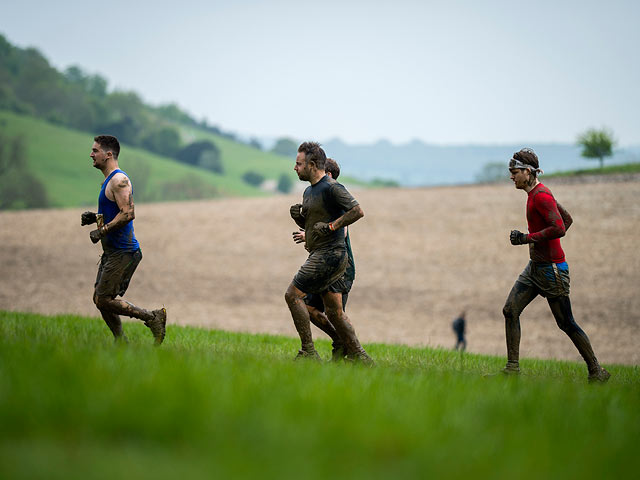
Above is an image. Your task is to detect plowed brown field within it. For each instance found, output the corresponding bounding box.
[1,179,638,365]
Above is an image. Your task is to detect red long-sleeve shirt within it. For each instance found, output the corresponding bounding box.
[526,183,566,263]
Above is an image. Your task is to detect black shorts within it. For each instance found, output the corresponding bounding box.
[304,291,350,312]
[95,248,142,298]
[293,247,348,295]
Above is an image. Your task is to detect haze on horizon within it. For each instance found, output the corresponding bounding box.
[2,0,639,146]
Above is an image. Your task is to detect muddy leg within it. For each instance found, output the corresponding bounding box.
[547,296,600,374]
[95,294,154,322]
[322,291,373,365]
[99,310,126,340]
[308,306,342,342]
[285,284,318,356]
[502,281,538,370]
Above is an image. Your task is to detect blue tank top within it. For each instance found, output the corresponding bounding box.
[98,169,140,252]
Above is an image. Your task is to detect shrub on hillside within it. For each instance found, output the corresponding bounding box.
[0,133,48,209]
[176,140,223,174]
[276,173,293,193]
[242,171,264,187]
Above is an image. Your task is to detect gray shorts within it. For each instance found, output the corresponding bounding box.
[95,248,142,298]
[293,247,348,295]
[517,260,570,298]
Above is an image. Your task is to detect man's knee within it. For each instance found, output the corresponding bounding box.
[284,284,304,306]
[502,303,514,320]
[554,312,578,334]
[94,294,113,311]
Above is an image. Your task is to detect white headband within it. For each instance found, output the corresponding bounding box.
[509,158,544,175]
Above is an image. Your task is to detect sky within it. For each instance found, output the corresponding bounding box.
[2,0,639,146]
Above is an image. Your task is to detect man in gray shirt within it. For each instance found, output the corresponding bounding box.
[286,142,373,364]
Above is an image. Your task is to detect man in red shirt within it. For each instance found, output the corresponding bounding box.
[503,148,610,382]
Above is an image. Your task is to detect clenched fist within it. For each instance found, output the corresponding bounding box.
[81,211,97,226]
[510,230,528,245]
[313,222,333,237]
[89,228,104,244]
[290,204,304,220]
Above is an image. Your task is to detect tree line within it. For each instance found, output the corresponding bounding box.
[0,34,256,175]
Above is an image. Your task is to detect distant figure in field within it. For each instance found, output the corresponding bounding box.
[286,142,372,364]
[81,135,166,344]
[292,158,356,360]
[502,148,609,382]
[452,311,466,351]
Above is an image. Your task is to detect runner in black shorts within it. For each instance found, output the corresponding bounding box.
[292,158,356,360]
[285,142,373,364]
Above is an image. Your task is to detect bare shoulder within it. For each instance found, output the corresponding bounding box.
[107,172,131,193]
[105,172,132,201]
[113,172,131,187]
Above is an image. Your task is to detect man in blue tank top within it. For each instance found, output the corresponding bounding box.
[81,135,166,344]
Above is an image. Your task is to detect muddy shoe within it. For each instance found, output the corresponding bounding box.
[502,363,521,375]
[331,343,346,362]
[345,350,375,366]
[294,349,321,362]
[588,367,611,383]
[145,308,167,345]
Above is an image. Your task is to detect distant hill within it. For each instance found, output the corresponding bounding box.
[0,33,374,210]
[0,32,309,206]
[0,110,276,208]
[323,138,640,187]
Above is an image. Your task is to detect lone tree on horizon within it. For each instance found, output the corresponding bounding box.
[577,128,616,169]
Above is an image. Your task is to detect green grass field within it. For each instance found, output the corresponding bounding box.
[1,310,638,480]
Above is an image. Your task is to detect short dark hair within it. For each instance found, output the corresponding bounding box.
[512,147,539,174]
[94,135,120,159]
[298,141,326,170]
[325,158,340,180]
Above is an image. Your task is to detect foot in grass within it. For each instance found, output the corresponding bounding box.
[331,343,346,362]
[345,349,375,367]
[145,308,167,345]
[588,367,611,383]
[502,362,521,375]
[294,349,322,362]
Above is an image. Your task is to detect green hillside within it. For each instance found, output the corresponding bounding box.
[0,33,372,210]
[0,110,298,208]
[179,124,297,181]
[174,123,369,188]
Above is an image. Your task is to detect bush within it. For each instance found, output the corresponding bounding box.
[142,127,181,158]
[176,140,223,174]
[276,173,293,193]
[242,171,265,187]
[0,133,48,209]
[270,138,298,157]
